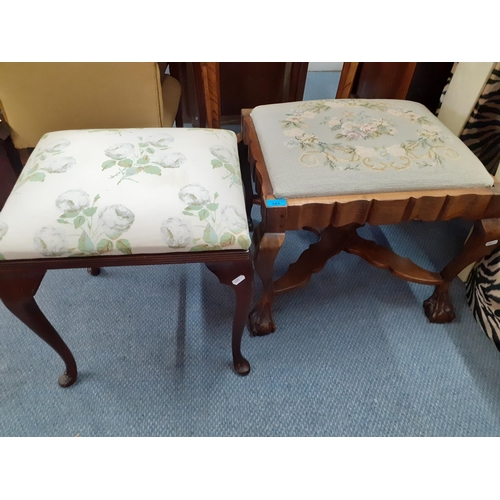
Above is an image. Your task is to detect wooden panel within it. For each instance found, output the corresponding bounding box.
[335,62,359,98]
[355,62,417,99]
[194,62,221,128]
[220,63,308,120]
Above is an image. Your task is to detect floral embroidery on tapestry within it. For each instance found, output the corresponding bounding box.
[279,100,460,171]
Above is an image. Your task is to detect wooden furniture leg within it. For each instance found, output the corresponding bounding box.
[0,270,78,387]
[238,141,255,231]
[249,223,286,336]
[424,218,500,323]
[205,259,253,375]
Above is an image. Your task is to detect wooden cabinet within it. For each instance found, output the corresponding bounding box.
[219,63,308,123]
[171,62,308,127]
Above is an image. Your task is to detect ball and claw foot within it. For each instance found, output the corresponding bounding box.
[249,303,276,336]
[234,358,251,376]
[423,287,456,323]
[87,267,101,276]
[58,371,77,388]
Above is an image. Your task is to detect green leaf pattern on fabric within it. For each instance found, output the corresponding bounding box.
[162,183,249,252]
[102,133,187,184]
[280,99,460,172]
[14,139,74,192]
[30,189,136,257]
[209,145,242,188]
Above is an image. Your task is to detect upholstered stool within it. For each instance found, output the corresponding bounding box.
[242,99,500,335]
[0,128,253,386]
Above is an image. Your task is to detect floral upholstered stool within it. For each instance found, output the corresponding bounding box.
[242,99,500,335]
[0,128,253,386]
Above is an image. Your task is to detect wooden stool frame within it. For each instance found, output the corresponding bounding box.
[0,115,255,387]
[0,233,253,387]
[241,109,500,335]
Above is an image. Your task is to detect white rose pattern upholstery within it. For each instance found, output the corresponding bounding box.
[0,128,251,260]
[0,127,253,386]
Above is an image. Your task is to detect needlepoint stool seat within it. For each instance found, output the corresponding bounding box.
[242,99,500,335]
[0,127,253,386]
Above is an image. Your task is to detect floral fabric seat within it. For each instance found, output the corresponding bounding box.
[0,127,254,385]
[0,128,251,260]
[250,99,494,198]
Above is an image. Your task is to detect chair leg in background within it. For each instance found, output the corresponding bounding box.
[205,258,253,375]
[0,137,20,211]
[249,224,286,336]
[238,141,255,231]
[424,218,500,323]
[0,270,78,387]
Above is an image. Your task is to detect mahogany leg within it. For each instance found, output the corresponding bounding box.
[0,270,77,387]
[205,258,254,375]
[249,223,286,336]
[424,218,500,323]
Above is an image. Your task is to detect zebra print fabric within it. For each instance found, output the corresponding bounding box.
[460,66,500,174]
[435,62,458,116]
[462,63,500,348]
[466,249,500,349]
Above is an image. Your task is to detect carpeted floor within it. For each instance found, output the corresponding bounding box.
[2,212,500,436]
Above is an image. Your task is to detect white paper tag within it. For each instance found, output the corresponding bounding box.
[232,275,245,285]
[486,240,498,247]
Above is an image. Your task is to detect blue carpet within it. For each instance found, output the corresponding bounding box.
[2,212,500,436]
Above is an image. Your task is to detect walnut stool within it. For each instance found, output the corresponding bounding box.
[242,99,500,335]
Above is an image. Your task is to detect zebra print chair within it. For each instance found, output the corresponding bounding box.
[438,62,500,348]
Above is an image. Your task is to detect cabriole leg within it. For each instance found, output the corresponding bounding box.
[248,223,286,336]
[0,270,77,387]
[424,218,500,323]
[206,258,254,375]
